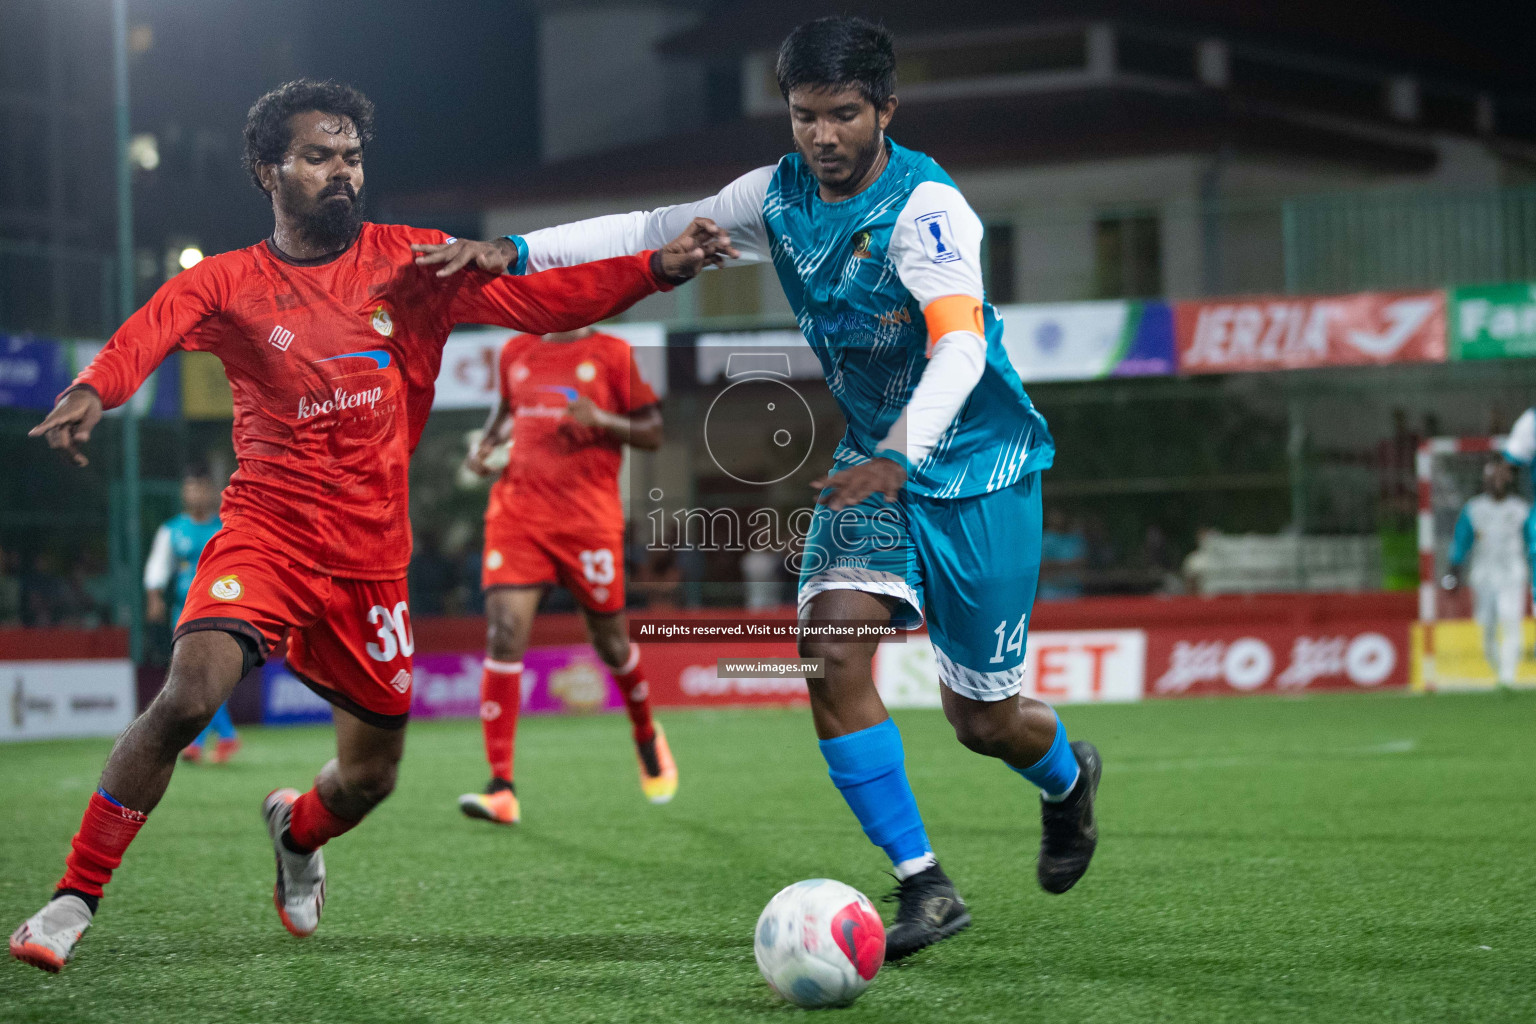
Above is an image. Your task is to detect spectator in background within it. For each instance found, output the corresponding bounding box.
[1182,527,1222,596]
[56,554,109,628]
[1039,508,1087,601]
[408,528,456,616]
[458,529,486,616]
[0,546,22,626]
[741,546,787,610]
[1133,524,1182,595]
[1376,408,1420,529]
[1081,515,1118,595]
[21,553,63,626]
[632,548,683,610]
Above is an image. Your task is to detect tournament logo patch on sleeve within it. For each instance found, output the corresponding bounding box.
[915,211,962,265]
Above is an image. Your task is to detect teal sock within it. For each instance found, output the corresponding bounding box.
[819,719,933,868]
[1011,717,1079,799]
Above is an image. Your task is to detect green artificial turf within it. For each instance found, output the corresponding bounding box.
[2,691,1533,1023]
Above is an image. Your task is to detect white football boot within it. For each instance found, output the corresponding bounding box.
[262,788,326,937]
[9,894,94,973]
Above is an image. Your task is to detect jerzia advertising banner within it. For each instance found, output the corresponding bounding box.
[1175,291,1446,373]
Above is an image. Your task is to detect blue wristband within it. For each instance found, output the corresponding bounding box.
[502,235,529,275]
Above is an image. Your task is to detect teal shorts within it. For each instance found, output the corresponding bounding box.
[796,471,1042,701]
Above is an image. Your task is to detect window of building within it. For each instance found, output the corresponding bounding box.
[1094,215,1161,299]
[898,31,1086,85]
[704,64,742,124]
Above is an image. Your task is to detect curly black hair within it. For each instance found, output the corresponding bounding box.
[242,79,376,195]
[775,17,896,108]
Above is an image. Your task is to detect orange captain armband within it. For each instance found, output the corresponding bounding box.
[921,295,984,355]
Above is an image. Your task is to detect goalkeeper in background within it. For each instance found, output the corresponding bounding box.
[1444,457,1530,684]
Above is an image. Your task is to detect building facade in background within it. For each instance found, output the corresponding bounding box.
[434,1,1536,326]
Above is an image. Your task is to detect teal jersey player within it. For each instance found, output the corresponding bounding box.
[763,140,1054,501]
[145,479,238,762]
[501,143,1059,686]
[144,511,223,624]
[1500,405,1536,583]
[415,15,1100,964]
[508,140,1053,504]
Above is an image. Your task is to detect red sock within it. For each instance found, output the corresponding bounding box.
[610,644,656,744]
[481,659,522,782]
[57,790,148,899]
[287,788,360,853]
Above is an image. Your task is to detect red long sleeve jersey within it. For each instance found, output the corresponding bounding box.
[73,223,667,579]
[486,331,659,531]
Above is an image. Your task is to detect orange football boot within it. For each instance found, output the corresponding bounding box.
[636,724,677,804]
[458,787,521,825]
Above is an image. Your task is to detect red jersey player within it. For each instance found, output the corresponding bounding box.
[9,79,728,974]
[457,327,669,825]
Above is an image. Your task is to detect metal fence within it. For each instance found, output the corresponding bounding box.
[1283,185,1536,295]
[0,240,116,339]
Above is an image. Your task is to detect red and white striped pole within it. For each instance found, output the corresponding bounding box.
[1417,440,1441,689]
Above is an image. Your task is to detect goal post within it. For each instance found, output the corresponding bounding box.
[1416,435,1536,690]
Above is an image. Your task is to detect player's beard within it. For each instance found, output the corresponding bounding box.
[805,129,884,194]
[284,177,366,251]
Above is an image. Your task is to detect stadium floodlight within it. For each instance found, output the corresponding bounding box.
[178,246,204,270]
[128,133,159,171]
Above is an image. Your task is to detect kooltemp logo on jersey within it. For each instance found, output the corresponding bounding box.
[516,385,579,420]
[296,349,393,419]
[297,386,385,420]
[915,211,961,264]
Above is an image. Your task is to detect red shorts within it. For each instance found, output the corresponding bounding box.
[482,517,625,614]
[175,529,414,728]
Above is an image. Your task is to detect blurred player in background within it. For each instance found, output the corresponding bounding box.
[457,326,674,824]
[10,79,722,974]
[1444,458,1530,683]
[417,17,1099,961]
[143,465,238,763]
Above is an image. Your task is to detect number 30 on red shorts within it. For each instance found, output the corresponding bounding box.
[175,529,417,728]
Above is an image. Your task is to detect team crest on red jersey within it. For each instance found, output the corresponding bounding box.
[210,575,242,601]
[576,360,597,382]
[371,304,394,337]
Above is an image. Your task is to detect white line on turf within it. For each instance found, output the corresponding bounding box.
[1108,739,1417,773]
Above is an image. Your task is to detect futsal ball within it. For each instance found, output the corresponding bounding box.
[753,879,885,1008]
